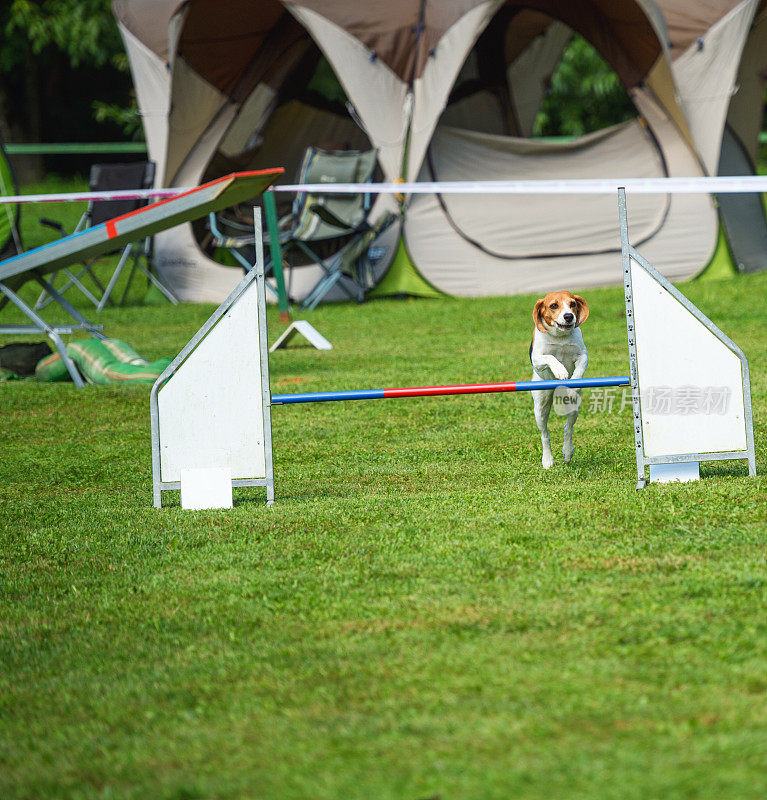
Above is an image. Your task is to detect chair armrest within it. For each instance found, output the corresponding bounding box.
[39,218,67,236]
[307,203,363,232]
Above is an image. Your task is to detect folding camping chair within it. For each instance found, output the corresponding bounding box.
[208,146,379,310]
[35,162,177,312]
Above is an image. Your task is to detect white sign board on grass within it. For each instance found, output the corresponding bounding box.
[150,210,274,508]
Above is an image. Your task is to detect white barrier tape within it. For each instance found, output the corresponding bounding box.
[1,175,767,204]
[275,176,767,195]
[0,188,188,205]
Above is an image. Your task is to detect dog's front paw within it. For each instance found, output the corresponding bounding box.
[551,362,570,381]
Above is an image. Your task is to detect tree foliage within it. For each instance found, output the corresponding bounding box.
[0,0,139,177]
[3,0,124,68]
[533,36,637,137]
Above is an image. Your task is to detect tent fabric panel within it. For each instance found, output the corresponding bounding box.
[655,0,745,56]
[112,0,181,59]
[218,85,279,160]
[287,5,409,182]
[425,122,669,257]
[503,9,558,64]
[289,0,492,81]
[171,103,239,189]
[405,90,717,296]
[439,91,507,136]
[404,188,715,297]
[177,0,298,99]
[117,23,171,181]
[409,2,500,180]
[290,0,422,80]
[498,0,663,89]
[233,100,371,183]
[507,20,572,137]
[641,56,696,153]
[165,58,232,185]
[671,0,759,174]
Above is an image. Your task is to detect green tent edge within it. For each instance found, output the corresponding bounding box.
[368,236,444,299]
[696,223,737,281]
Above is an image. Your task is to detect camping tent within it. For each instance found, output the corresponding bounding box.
[112,0,767,303]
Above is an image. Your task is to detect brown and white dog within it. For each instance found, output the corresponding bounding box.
[530,291,589,469]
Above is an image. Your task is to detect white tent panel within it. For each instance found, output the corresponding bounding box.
[219,85,278,159]
[154,225,244,303]
[405,114,717,296]
[288,4,410,182]
[409,1,501,181]
[171,104,238,189]
[165,58,232,185]
[117,24,171,179]
[439,90,506,136]
[671,0,758,174]
[508,21,571,137]
[427,123,668,255]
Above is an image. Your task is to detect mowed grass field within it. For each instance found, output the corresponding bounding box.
[0,180,765,799]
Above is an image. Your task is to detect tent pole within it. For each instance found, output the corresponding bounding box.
[263,190,290,322]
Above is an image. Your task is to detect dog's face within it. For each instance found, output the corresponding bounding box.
[534,291,589,335]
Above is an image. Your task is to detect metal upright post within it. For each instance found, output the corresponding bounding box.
[263,189,290,322]
[618,188,648,489]
[253,207,275,506]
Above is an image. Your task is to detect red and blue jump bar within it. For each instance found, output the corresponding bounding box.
[271,375,630,405]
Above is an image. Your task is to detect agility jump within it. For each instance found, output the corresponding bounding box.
[270,375,629,405]
[150,189,756,508]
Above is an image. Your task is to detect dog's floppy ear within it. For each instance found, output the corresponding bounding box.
[533,299,548,332]
[573,295,589,326]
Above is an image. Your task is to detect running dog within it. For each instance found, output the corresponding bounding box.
[530,291,589,468]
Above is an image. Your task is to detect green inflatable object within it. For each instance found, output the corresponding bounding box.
[35,338,171,385]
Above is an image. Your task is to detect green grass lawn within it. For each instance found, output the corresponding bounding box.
[0,179,765,799]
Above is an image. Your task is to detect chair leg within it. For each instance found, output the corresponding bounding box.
[35,266,104,310]
[33,271,58,310]
[37,277,106,340]
[80,263,108,298]
[136,261,179,305]
[61,268,101,307]
[302,271,361,311]
[120,259,139,306]
[97,246,132,312]
[294,241,363,309]
[302,271,344,311]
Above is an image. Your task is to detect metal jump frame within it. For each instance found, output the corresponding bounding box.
[618,187,756,488]
[150,209,275,508]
